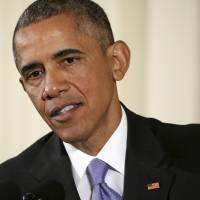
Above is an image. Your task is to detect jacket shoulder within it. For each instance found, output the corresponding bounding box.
[157,122,200,171]
[0,132,54,181]
[124,105,200,172]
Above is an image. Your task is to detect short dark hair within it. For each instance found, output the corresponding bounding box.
[13,0,114,60]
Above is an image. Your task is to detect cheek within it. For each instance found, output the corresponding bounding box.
[26,85,41,98]
[92,67,114,92]
[23,78,44,97]
[80,69,114,105]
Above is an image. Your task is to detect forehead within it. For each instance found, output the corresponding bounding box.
[15,14,80,48]
[14,14,102,67]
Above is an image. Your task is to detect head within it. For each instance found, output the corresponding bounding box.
[13,0,130,153]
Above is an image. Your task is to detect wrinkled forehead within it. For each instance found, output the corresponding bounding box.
[14,13,98,60]
[14,14,81,62]
[14,14,104,70]
[15,14,79,42]
[14,15,77,65]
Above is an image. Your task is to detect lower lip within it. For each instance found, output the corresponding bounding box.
[51,105,81,123]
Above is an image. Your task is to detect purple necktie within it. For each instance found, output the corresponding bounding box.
[87,158,123,200]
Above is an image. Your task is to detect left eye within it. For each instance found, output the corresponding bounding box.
[63,57,76,64]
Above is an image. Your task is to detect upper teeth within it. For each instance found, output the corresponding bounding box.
[60,105,75,113]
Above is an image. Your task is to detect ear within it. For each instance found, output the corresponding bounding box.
[19,77,26,92]
[107,40,130,81]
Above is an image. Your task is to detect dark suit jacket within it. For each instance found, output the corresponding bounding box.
[0,106,200,199]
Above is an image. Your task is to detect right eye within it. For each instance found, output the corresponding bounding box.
[26,70,43,80]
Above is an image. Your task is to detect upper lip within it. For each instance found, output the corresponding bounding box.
[48,101,83,118]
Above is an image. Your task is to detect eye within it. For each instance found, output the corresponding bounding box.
[63,57,79,65]
[26,70,43,80]
[64,57,74,63]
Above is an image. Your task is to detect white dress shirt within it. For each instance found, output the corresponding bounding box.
[63,107,128,200]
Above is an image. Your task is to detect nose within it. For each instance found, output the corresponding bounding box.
[42,69,70,100]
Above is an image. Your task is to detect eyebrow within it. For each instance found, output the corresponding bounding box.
[19,49,83,76]
[20,63,41,77]
[53,48,84,59]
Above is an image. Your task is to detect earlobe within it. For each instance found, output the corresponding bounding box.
[108,40,131,81]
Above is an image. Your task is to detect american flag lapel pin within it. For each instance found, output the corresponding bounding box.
[147,182,160,191]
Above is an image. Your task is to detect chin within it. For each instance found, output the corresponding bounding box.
[55,129,89,144]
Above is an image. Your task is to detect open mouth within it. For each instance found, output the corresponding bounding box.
[50,102,83,121]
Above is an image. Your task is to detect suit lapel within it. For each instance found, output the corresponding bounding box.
[123,108,175,200]
[123,152,174,200]
[26,134,80,200]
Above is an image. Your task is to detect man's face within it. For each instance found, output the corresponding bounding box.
[14,14,123,149]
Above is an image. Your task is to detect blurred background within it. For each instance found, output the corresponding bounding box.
[0,0,200,163]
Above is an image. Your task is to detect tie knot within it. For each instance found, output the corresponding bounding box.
[87,158,109,186]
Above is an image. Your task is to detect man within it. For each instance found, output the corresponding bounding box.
[0,0,200,199]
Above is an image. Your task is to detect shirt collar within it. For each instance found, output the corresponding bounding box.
[63,106,127,183]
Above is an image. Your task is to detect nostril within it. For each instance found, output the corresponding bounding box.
[42,90,53,100]
[46,95,53,100]
[42,89,52,100]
